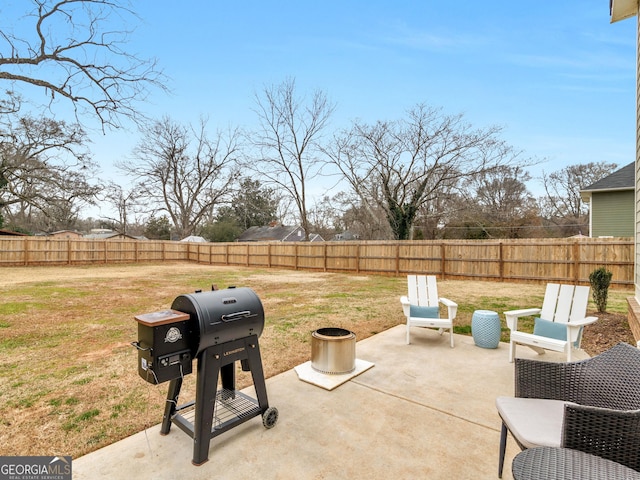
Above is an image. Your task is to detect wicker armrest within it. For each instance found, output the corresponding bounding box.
[514,357,588,401]
[562,404,640,471]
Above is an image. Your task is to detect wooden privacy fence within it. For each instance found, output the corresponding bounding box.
[0,236,633,287]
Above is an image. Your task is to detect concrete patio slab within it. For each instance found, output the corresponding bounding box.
[73,325,588,480]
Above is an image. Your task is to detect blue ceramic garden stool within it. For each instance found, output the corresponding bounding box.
[471,310,501,349]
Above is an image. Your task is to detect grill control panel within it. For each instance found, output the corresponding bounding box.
[134,310,194,384]
[159,350,191,368]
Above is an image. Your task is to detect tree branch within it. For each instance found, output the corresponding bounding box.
[0,0,167,129]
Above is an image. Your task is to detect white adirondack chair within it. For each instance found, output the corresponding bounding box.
[505,283,598,362]
[400,275,457,347]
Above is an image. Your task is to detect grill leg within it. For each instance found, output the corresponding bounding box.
[192,349,221,466]
[246,338,269,411]
[189,337,271,466]
[160,377,182,435]
[220,361,235,391]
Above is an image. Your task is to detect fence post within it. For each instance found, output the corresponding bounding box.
[499,241,504,282]
[68,239,72,265]
[573,241,580,284]
[395,243,400,275]
[24,238,29,266]
[324,243,327,272]
[440,243,446,279]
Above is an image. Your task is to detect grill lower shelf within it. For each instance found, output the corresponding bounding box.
[171,389,262,438]
[213,389,262,429]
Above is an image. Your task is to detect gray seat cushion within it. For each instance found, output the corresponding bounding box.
[496,397,577,449]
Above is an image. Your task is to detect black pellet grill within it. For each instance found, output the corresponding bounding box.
[133,286,278,465]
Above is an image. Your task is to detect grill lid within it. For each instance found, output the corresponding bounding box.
[171,287,265,354]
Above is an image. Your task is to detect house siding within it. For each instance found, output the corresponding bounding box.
[613,1,640,343]
[591,191,635,237]
[636,9,640,299]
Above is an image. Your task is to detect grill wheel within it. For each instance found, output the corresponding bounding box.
[262,407,279,429]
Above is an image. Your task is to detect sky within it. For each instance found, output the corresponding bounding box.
[2,0,638,219]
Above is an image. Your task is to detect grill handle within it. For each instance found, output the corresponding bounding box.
[220,310,255,323]
[131,341,151,352]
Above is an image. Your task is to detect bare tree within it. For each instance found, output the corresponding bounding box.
[332,191,392,240]
[325,103,530,240]
[118,116,241,238]
[412,188,458,240]
[0,0,166,128]
[0,111,99,231]
[100,181,142,234]
[307,195,341,240]
[251,78,335,240]
[540,161,617,236]
[0,90,20,116]
[446,166,541,238]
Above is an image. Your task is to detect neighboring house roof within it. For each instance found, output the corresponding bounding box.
[333,230,361,241]
[580,162,634,204]
[0,229,27,236]
[50,230,83,238]
[579,162,635,238]
[581,162,634,193]
[237,224,302,242]
[83,232,140,240]
[237,224,324,242]
[180,235,207,242]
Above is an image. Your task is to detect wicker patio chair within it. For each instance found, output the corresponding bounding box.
[496,342,640,478]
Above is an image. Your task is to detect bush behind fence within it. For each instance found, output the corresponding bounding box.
[0,236,632,288]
